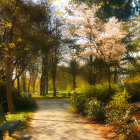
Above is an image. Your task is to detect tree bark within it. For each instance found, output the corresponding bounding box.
[22,72,26,94]
[73,74,76,91]
[88,55,96,85]
[6,58,14,113]
[32,79,36,94]
[45,77,48,95]
[17,75,20,94]
[5,0,20,113]
[107,67,111,94]
[40,75,43,96]
[42,77,45,96]
[28,76,31,94]
[53,74,56,97]
[113,67,118,84]
[99,67,102,83]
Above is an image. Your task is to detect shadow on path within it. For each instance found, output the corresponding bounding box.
[15,99,106,140]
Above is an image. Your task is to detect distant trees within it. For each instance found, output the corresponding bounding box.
[27,55,39,95]
[63,58,79,91]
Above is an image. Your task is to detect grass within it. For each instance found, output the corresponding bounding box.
[6,108,36,128]
[32,92,72,100]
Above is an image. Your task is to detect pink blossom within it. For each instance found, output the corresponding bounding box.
[66,5,127,64]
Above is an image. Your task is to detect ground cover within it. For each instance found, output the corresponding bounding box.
[32,92,71,100]
[6,108,36,129]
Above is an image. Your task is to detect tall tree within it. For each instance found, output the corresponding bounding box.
[67,4,127,92]
[0,0,49,112]
[63,58,79,91]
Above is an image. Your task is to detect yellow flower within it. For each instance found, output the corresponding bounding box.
[17,37,22,42]
[9,43,15,48]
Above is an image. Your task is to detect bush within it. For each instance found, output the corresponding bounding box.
[14,96,37,110]
[76,83,118,104]
[12,88,37,110]
[106,89,138,140]
[0,83,37,111]
[0,82,6,101]
[124,75,140,102]
[71,92,86,114]
[96,83,118,103]
[85,99,106,122]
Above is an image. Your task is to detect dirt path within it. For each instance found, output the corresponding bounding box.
[16,99,107,140]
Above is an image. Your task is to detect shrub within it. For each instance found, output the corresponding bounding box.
[76,83,118,104]
[14,96,37,110]
[71,92,86,114]
[0,83,37,111]
[106,89,138,140]
[12,88,37,110]
[85,99,106,122]
[124,75,140,102]
[96,83,118,103]
[0,82,6,101]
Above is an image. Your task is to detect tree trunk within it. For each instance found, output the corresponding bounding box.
[107,67,111,94]
[33,79,36,94]
[17,75,20,94]
[73,74,76,91]
[88,66,95,85]
[5,0,19,113]
[28,76,31,94]
[99,67,102,83]
[113,67,118,84]
[88,55,96,85]
[42,77,45,96]
[6,58,14,113]
[53,74,56,97]
[45,77,48,95]
[40,75,43,96]
[22,72,26,94]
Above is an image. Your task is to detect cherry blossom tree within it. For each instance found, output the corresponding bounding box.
[67,4,103,85]
[66,4,127,92]
[96,17,126,92]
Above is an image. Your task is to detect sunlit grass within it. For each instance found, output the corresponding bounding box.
[6,108,35,128]
[32,91,73,99]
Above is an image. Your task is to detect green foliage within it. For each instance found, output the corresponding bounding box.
[71,86,138,139]
[76,83,118,104]
[6,111,33,128]
[0,82,6,101]
[71,92,86,114]
[0,83,37,111]
[124,75,140,102]
[71,83,118,121]
[75,0,133,20]
[12,88,37,110]
[106,90,138,140]
[85,99,106,122]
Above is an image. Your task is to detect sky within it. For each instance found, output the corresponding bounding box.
[32,0,70,11]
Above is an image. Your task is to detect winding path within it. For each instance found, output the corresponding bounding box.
[17,99,106,140]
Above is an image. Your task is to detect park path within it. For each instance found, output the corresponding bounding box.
[17,99,106,140]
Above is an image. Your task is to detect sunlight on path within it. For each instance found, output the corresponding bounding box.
[17,99,106,140]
